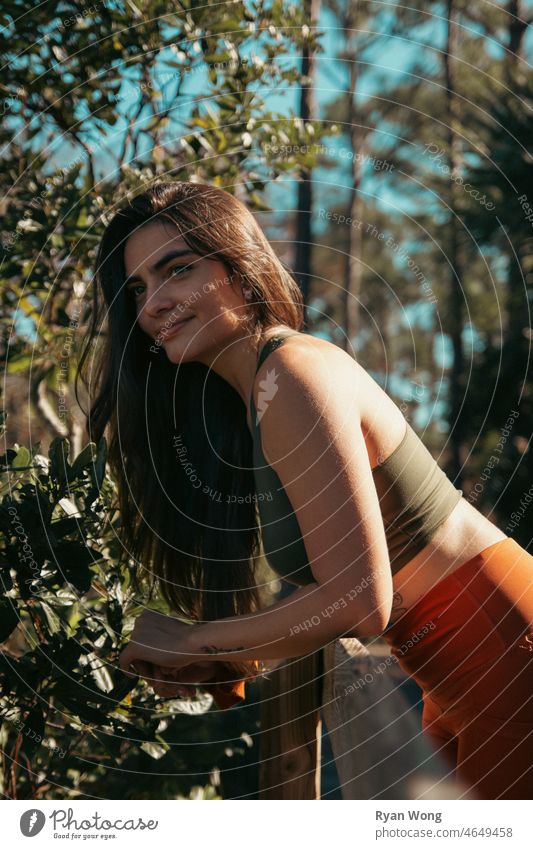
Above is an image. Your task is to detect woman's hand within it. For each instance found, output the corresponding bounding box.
[118,608,262,702]
[118,608,197,678]
[128,657,260,702]
[131,659,220,699]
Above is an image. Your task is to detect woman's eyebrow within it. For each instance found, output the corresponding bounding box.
[125,248,199,286]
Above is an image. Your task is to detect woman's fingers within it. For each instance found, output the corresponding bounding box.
[149,665,198,698]
[123,656,258,699]
[158,662,218,684]
[119,655,198,697]
[118,646,137,677]
[118,609,197,675]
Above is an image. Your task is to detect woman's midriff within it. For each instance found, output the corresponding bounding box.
[355,364,510,632]
[385,497,508,628]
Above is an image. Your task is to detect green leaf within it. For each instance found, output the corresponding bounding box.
[49,438,71,483]
[140,739,169,760]
[12,446,31,469]
[7,355,33,375]
[88,653,114,694]
[71,443,97,479]
[39,601,62,635]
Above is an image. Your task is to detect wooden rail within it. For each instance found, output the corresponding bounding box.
[259,637,466,799]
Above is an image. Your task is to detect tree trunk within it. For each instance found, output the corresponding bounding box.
[341,0,363,353]
[294,0,321,315]
[444,0,465,485]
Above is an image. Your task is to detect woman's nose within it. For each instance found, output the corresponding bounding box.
[143,282,176,318]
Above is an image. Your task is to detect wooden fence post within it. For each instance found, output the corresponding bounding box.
[321,637,468,799]
[258,637,468,799]
[258,650,322,799]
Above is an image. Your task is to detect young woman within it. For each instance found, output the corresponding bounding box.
[79,181,533,800]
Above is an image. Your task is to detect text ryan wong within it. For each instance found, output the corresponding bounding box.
[376,811,443,824]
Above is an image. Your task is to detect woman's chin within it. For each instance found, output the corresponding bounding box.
[162,337,195,363]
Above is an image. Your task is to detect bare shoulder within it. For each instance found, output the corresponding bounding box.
[254,331,363,399]
[252,333,362,461]
[252,331,408,470]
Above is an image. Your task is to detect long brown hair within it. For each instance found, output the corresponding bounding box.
[76,181,304,623]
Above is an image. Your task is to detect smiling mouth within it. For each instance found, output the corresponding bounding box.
[159,316,194,340]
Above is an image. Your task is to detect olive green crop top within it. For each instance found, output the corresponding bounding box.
[250,330,463,585]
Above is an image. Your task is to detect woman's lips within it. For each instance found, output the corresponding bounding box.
[159,316,193,341]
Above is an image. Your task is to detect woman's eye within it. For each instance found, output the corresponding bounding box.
[126,264,191,298]
[126,284,145,298]
[168,264,191,278]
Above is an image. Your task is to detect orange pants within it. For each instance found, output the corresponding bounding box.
[382,537,533,799]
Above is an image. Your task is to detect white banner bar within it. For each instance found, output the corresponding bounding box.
[1,800,530,848]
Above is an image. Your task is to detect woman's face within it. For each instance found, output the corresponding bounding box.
[123,218,247,363]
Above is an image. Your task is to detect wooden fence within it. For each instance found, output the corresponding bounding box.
[258,636,471,799]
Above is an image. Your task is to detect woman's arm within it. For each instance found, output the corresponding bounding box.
[184,572,391,664]
[118,572,389,678]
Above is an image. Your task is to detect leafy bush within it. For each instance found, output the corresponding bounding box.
[0,0,332,801]
[0,428,261,799]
